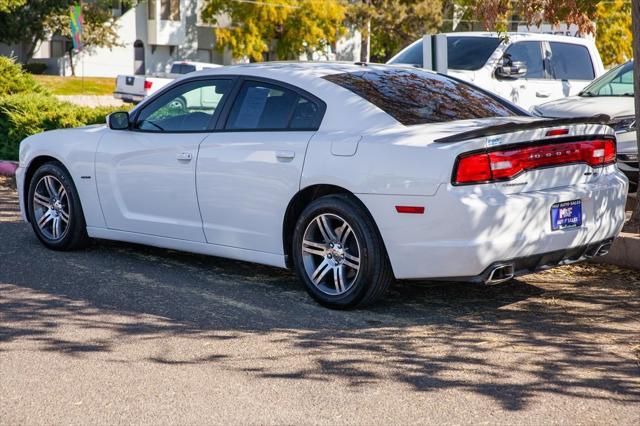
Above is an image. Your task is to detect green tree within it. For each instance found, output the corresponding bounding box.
[0,0,24,13]
[45,1,123,75]
[0,0,125,71]
[347,0,443,63]
[201,0,347,62]
[595,0,632,67]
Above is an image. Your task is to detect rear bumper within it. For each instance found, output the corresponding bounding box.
[113,92,144,103]
[359,168,628,280]
[442,237,614,284]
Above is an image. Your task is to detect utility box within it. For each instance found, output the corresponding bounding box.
[422,34,448,74]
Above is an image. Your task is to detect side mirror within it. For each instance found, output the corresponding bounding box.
[107,111,130,130]
[495,60,528,79]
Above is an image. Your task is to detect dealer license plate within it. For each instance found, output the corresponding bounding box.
[550,200,582,231]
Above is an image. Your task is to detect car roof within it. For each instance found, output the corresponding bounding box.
[442,31,594,45]
[184,61,426,83]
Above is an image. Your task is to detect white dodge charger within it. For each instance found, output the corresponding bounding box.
[16,63,628,308]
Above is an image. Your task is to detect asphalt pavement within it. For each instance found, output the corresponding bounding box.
[1,177,639,425]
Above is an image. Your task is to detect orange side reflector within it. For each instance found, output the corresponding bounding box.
[395,206,425,214]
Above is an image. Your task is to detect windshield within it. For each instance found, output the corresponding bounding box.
[581,61,634,97]
[389,36,502,71]
[324,68,522,126]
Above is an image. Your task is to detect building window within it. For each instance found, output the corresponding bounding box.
[197,49,212,63]
[161,0,180,21]
[51,40,65,58]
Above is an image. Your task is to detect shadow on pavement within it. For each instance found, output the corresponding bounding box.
[1,179,639,412]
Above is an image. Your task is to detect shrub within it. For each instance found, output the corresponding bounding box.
[0,56,48,96]
[23,62,48,75]
[0,56,129,161]
[0,93,125,161]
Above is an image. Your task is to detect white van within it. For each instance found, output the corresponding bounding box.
[388,32,605,110]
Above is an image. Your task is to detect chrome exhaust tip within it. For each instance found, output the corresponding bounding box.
[595,242,612,257]
[485,264,515,285]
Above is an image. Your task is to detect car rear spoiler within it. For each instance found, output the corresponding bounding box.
[434,114,611,144]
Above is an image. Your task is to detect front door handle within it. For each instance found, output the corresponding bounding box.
[177,152,192,162]
[276,150,295,160]
[536,91,551,98]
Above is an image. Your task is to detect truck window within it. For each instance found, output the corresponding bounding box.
[170,63,197,74]
[503,41,544,78]
[389,36,501,71]
[547,42,595,80]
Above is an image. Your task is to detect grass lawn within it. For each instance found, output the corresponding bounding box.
[33,75,115,96]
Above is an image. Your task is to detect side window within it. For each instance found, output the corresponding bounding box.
[290,97,322,129]
[226,81,322,130]
[547,42,595,80]
[503,41,544,78]
[136,79,232,132]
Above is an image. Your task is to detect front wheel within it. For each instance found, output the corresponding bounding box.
[292,194,393,309]
[27,162,89,250]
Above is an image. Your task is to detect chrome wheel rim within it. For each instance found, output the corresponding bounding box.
[301,213,361,296]
[33,175,70,241]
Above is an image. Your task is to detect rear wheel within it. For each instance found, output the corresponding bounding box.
[27,162,89,250]
[292,195,393,309]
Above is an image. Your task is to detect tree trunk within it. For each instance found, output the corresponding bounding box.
[67,49,76,76]
[360,19,370,62]
[631,0,640,232]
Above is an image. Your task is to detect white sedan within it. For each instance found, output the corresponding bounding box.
[16,63,628,308]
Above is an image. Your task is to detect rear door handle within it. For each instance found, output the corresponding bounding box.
[276,150,295,160]
[177,152,192,162]
[536,91,551,98]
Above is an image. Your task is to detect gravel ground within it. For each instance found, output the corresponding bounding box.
[1,176,639,425]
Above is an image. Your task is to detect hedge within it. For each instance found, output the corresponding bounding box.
[0,94,123,161]
[0,57,125,161]
[0,56,49,97]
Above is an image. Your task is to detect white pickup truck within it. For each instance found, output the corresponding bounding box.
[114,61,222,104]
[388,32,605,110]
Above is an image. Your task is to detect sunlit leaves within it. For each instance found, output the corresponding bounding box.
[201,0,347,61]
[346,0,443,62]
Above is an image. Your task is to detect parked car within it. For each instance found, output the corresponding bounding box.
[532,60,638,191]
[17,63,627,308]
[114,61,222,104]
[388,32,605,110]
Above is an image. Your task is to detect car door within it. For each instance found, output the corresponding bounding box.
[543,41,596,100]
[493,41,555,110]
[196,78,325,254]
[96,78,234,241]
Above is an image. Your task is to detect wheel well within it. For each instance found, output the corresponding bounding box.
[282,184,376,269]
[22,156,68,223]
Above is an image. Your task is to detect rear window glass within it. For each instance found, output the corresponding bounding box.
[389,36,502,71]
[170,63,197,74]
[547,42,594,80]
[323,69,521,125]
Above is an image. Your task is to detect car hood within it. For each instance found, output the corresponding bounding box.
[534,96,635,119]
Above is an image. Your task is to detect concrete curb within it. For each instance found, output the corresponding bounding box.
[593,232,640,270]
[0,160,18,177]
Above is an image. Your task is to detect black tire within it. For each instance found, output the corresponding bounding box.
[27,162,89,250]
[291,194,393,309]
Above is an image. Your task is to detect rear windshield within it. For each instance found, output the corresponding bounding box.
[323,69,521,125]
[389,36,502,71]
[170,63,197,74]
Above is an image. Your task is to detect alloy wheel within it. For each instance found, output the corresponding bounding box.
[32,175,70,241]
[301,213,361,296]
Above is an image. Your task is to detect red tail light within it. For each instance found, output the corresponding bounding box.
[144,80,153,90]
[453,138,616,185]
